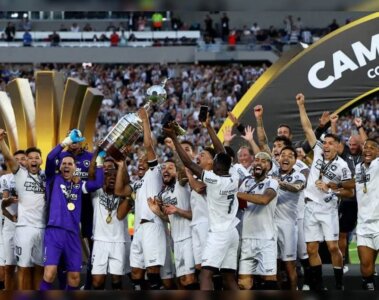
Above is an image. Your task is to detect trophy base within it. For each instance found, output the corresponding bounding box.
[99,140,127,161]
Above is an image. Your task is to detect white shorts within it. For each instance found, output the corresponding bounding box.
[130,221,166,269]
[191,222,208,265]
[174,237,196,277]
[357,234,379,251]
[277,220,297,261]
[297,218,308,259]
[161,230,175,280]
[202,228,239,271]
[14,226,44,267]
[3,221,17,265]
[92,240,126,275]
[304,201,339,242]
[239,238,277,276]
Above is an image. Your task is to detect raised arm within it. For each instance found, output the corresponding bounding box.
[185,168,206,194]
[354,117,368,143]
[302,111,330,154]
[164,138,188,186]
[241,126,260,155]
[139,107,156,161]
[330,113,338,135]
[253,105,271,154]
[163,127,203,179]
[203,114,225,154]
[116,196,131,220]
[84,152,105,193]
[0,129,19,174]
[237,188,277,205]
[296,93,317,148]
[114,159,133,197]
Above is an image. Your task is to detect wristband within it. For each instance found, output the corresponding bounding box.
[337,182,342,189]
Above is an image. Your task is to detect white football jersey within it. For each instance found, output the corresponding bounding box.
[132,162,163,231]
[274,169,306,223]
[14,166,46,228]
[201,170,239,232]
[230,163,250,186]
[189,177,208,226]
[305,141,351,205]
[91,188,127,243]
[1,173,18,216]
[293,160,309,219]
[239,176,279,239]
[159,181,192,242]
[355,158,379,235]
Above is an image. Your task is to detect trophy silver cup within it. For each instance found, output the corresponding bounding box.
[99,78,168,160]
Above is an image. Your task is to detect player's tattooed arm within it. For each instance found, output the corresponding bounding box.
[253,105,271,154]
[327,179,355,198]
[237,188,277,205]
[114,160,133,197]
[0,129,19,174]
[279,180,305,192]
[164,127,203,179]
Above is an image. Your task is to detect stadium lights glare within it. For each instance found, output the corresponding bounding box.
[10,13,19,18]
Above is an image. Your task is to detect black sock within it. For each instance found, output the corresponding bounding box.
[251,276,263,290]
[300,258,311,285]
[111,281,122,290]
[147,273,162,290]
[132,279,144,291]
[309,265,323,291]
[213,274,223,291]
[195,269,201,280]
[362,275,376,290]
[333,267,343,289]
[0,281,4,290]
[93,282,105,290]
[185,282,200,290]
[261,280,278,290]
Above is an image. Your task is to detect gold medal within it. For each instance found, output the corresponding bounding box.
[363,186,367,194]
[106,214,112,224]
[67,202,75,211]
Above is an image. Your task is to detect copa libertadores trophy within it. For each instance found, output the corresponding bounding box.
[99,78,170,160]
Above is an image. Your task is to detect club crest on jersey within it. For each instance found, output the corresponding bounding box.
[204,177,217,184]
[286,176,293,182]
[83,160,90,168]
[258,183,265,189]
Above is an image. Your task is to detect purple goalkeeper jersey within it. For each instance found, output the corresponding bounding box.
[45,144,103,233]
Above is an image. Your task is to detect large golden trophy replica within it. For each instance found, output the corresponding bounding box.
[0,71,104,166]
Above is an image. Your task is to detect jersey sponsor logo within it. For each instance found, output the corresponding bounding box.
[133,180,143,191]
[99,193,118,211]
[73,169,89,178]
[220,188,238,195]
[314,159,338,181]
[24,181,45,194]
[204,177,217,184]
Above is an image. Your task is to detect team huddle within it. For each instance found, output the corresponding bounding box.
[0,93,377,291]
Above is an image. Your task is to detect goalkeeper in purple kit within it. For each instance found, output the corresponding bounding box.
[39,129,104,290]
